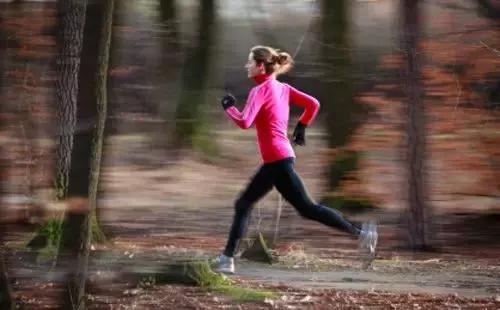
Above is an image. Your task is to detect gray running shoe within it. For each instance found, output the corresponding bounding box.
[358,221,378,257]
[215,254,235,275]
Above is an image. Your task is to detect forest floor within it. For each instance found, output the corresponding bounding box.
[4,144,500,308]
[6,216,500,309]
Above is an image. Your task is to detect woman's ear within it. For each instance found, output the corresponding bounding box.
[258,62,265,74]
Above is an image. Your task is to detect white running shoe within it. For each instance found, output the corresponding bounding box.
[215,254,235,275]
[358,221,378,257]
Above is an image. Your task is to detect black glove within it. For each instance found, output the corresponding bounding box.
[292,121,306,146]
[220,93,236,110]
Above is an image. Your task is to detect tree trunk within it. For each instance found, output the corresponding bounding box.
[53,0,88,308]
[159,0,176,27]
[0,11,14,310]
[320,1,371,212]
[157,0,180,149]
[55,0,88,200]
[321,0,358,149]
[59,198,89,309]
[68,0,110,242]
[88,0,113,245]
[402,0,428,250]
[0,149,13,310]
[68,1,102,200]
[0,255,13,310]
[60,1,114,308]
[173,0,216,150]
[0,100,14,309]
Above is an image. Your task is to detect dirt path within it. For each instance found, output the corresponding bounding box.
[77,245,499,300]
[7,245,500,309]
[235,260,499,298]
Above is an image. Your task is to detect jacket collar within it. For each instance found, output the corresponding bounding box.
[252,73,274,85]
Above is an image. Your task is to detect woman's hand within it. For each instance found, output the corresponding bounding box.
[220,94,236,110]
[292,122,306,146]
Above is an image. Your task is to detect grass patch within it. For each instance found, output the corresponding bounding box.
[187,261,231,287]
[136,260,278,303]
[26,215,107,264]
[25,218,63,263]
[35,218,63,247]
[189,261,278,302]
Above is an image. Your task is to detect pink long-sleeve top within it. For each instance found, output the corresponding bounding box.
[225,74,320,163]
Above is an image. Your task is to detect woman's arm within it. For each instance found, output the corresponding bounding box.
[288,85,320,125]
[225,88,264,129]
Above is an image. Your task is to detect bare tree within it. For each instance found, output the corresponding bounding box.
[402,0,428,250]
[0,252,13,310]
[61,1,114,308]
[0,11,14,310]
[0,102,14,308]
[52,0,89,307]
[68,0,110,244]
[55,0,88,200]
[87,0,113,244]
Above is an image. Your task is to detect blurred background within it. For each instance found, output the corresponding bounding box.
[0,0,499,307]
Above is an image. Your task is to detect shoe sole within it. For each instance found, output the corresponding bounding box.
[216,268,235,275]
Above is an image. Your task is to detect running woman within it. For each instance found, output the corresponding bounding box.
[216,46,377,274]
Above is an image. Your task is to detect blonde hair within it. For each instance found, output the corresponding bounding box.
[250,45,294,75]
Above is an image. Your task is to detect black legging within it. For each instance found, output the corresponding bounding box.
[223,157,360,257]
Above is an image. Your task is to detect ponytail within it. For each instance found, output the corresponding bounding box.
[250,46,295,76]
[276,51,293,75]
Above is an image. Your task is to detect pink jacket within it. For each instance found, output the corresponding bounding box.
[225,74,320,163]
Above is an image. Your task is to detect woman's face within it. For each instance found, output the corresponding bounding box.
[245,52,264,78]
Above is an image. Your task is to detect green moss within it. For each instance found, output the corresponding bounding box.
[90,215,107,244]
[136,260,230,287]
[241,233,275,263]
[26,215,106,264]
[186,261,231,287]
[137,260,278,303]
[39,218,63,246]
[26,218,63,251]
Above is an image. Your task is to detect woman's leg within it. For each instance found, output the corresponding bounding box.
[223,165,274,257]
[273,159,360,236]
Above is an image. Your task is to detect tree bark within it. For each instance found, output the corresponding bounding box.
[0,11,14,310]
[68,0,109,242]
[55,0,88,200]
[402,0,428,250]
[53,0,89,308]
[88,0,113,245]
[0,255,13,310]
[60,1,114,308]
[68,1,102,200]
